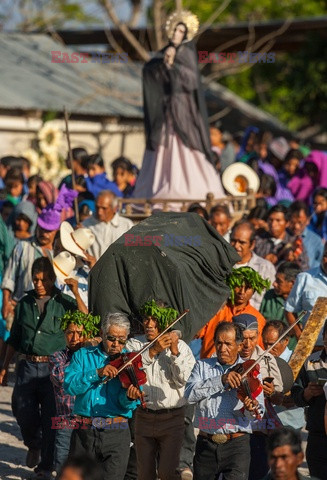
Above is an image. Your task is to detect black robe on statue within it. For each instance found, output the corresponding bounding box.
[143,40,214,166]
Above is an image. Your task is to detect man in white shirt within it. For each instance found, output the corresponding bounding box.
[126,300,195,480]
[83,190,133,260]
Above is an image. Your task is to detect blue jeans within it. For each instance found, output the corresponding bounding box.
[54,424,73,473]
[12,360,56,472]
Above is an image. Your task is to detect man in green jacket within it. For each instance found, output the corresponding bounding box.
[0,257,78,480]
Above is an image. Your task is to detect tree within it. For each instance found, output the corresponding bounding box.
[219,33,327,133]
[1,0,326,136]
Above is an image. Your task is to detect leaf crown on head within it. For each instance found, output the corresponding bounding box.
[227,267,271,305]
[139,300,179,331]
[60,310,101,338]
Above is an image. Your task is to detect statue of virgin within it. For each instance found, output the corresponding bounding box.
[133,10,225,203]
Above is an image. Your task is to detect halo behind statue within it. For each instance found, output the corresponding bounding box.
[165,10,199,41]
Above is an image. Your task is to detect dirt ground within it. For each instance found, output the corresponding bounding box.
[0,383,31,480]
[0,379,310,480]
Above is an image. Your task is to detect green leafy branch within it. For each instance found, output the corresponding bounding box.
[60,310,101,338]
[227,267,271,305]
[139,300,179,331]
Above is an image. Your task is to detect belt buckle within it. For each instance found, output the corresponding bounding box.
[211,433,228,444]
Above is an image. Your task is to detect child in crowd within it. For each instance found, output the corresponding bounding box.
[247,204,269,233]
[60,147,88,190]
[85,154,122,198]
[36,180,58,213]
[26,175,43,205]
[11,201,37,241]
[4,168,24,206]
[309,187,327,241]
[281,149,313,203]
[304,150,327,202]
[111,156,134,197]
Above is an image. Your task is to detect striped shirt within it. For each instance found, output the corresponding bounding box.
[185,356,265,434]
[49,347,75,416]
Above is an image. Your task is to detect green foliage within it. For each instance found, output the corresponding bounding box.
[15,0,99,31]
[220,34,327,131]
[60,310,101,338]
[139,299,179,330]
[42,111,58,123]
[190,0,327,22]
[227,267,271,305]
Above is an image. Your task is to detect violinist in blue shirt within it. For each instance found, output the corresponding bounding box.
[185,321,265,480]
[64,313,141,480]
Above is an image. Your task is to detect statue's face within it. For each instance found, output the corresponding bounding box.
[172,23,186,46]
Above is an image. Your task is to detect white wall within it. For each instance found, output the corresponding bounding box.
[0,114,145,180]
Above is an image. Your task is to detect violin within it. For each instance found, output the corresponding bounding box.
[232,359,263,420]
[110,352,147,409]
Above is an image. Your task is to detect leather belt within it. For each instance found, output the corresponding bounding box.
[140,406,184,415]
[74,415,127,425]
[20,354,49,363]
[199,430,246,445]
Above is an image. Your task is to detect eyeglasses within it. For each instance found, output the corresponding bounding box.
[106,335,127,345]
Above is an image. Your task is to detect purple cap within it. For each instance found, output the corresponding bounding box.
[37,206,61,231]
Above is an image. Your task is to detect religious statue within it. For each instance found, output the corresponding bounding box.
[133,10,225,202]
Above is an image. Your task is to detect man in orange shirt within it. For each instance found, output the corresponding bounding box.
[197,267,270,358]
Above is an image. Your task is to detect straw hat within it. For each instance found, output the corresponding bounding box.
[222,163,260,196]
[60,221,95,259]
[52,251,76,282]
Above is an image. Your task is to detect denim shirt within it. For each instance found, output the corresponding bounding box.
[64,344,138,418]
[285,267,327,344]
[184,356,265,434]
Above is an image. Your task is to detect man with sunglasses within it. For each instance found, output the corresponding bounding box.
[63,313,142,480]
[126,300,195,480]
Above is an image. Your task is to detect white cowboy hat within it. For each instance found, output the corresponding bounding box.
[52,251,76,282]
[60,221,95,259]
[222,163,260,196]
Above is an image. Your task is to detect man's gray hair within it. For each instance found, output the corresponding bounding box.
[97,190,118,209]
[102,312,130,335]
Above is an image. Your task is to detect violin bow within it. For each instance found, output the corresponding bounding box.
[102,308,190,384]
[240,310,307,379]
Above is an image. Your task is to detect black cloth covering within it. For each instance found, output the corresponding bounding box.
[89,212,240,342]
[143,40,214,165]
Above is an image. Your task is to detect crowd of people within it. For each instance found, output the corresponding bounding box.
[0,134,326,480]
[0,5,326,479]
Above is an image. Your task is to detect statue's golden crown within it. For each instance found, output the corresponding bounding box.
[165,10,199,41]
